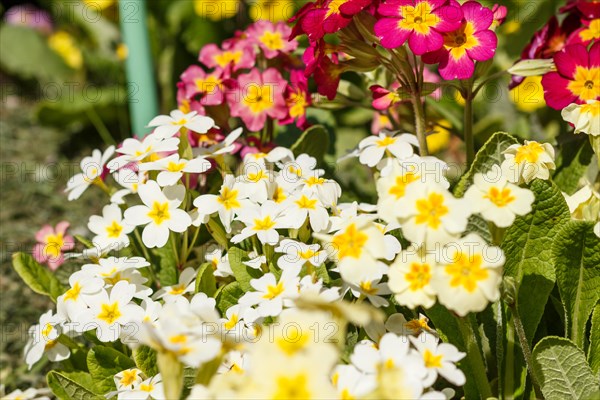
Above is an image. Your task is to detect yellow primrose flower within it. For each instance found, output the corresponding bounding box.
[249,0,296,22]
[48,31,83,69]
[194,0,241,21]
[511,76,546,112]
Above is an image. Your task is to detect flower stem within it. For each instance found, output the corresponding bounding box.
[463,88,475,168]
[411,94,429,157]
[85,107,115,146]
[456,315,493,399]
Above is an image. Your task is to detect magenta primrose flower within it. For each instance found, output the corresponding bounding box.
[180,65,231,106]
[422,1,498,80]
[246,20,298,59]
[228,68,288,132]
[199,42,255,72]
[33,221,75,271]
[375,0,464,54]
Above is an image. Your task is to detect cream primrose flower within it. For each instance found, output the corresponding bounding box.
[154,267,196,301]
[123,181,191,248]
[87,204,134,249]
[74,280,143,342]
[56,270,104,321]
[147,109,216,139]
[217,350,251,375]
[388,250,438,309]
[114,368,144,391]
[241,146,294,170]
[376,221,403,261]
[563,184,600,222]
[298,174,342,208]
[242,251,267,270]
[595,222,600,238]
[378,154,450,183]
[118,374,165,400]
[205,246,233,277]
[236,163,275,204]
[501,140,556,184]
[561,100,600,136]
[111,168,148,205]
[357,131,419,167]
[328,201,378,232]
[65,146,115,201]
[139,154,211,186]
[431,233,504,316]
[363,312,436,343]
[409,332,466,387]
[276,153,325,191]
[108,134,179,171]
[1,388,51,400]
[317,216,387,285]
[231,201,288,245]
[81,257,152,299]
[464,165,535,227]
[238,269,300,317]
[274,239,327,271]
[24,310,70,369]
[396,181,470,248]
[193,128,243,158]
[349,277,392,308]
[332,364,377,399]
[298,275,342,302]
[279,191,330,233]
[193,174,252,233]
[220,304,260,340]
[350,334,428,398]
[139,299,162,327]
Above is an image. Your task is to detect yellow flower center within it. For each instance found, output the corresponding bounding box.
[64,281,82,302]
[444,22,479,60]
[340,388,355,400]
[263,282,285,299]
[360,281,379,295]
[214,50,242,68]
[405,262,432,291]
[259,30,284,50]
[97,302,122,324]
[423,349,443,368]
[415,192,449,229]
[276,325,309,356]
[120,370,139,386]
[171,118,187,126]
[580,19,600,42]
[195,75,223,94]
[42,323,54,339]
[405,317,431,334]
[167,161,186,172]
[446,252,488,292]
[581,101,600,117]
[140,383,154,393]
[305,176,325,186]
[272,374,311,400]
[217,187,241,210]
[169,334,188,344]
[295,195,317,210]
[273,186,287,203]
[331,223,369,259]
[388,172,419,199]
[247,169,268,182]
[287,89,307,118]
[514,141,545,164]
[376,136,397,147]
[484,187,516,207]
[243,84,275,114]
[399,1,439,35]
[147,201,171,225]
[224,314,239,330]
[169,284,186,295]
[253,215,276,231]
[568,66,600,101]
[299,249,316,260]
[105,220,123,238]
[44,233,64,258]
[325,0,348,18]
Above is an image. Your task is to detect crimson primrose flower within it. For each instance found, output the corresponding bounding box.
[422,1,498,80]
[374,0,463,55]
[541,42,600,110]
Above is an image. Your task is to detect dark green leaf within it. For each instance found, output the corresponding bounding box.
[86,346,135,394]
[291,125,330,163]
[47,371,102,400]
[12,252,65,301]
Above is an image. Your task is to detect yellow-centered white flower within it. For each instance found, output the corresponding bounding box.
[388,251,438,309]
[88,203,134,250]
[147,109,216,139]
[501,140,556,184]
[561,100,600,136]
[139,154,211,186]
[65,146,115,201]
[409,332,466,387]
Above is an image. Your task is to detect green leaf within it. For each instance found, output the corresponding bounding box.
[532,336,599,400]
[454,132,519,197]
[47,371,102,400]
[216,282,245,314]
[228,247,261,292]
[133,346,158,377]
[501,180,570,343]
[589,305,600,375]
[195,262,217,297]
[12,252,65,301]
[86,346,135,394]
[291,125,330,163]
[552,221,600,349]
[153,244,178,287]
[74,235,94,249]
[553,138,594,195]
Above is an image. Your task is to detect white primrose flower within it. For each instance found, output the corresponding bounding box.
[277,153,325,191]
[114,368,144,391]
[465,165,535,227]
[231,201,288,245]
[397,181,470,248]
[238,269,300,317]
[501,140,556,184]
[124,181,191,248]
[2,388,51,400]
[205,246,233,277]
[236,164,275,204]
[81,256,150,280]
[139,154,211,186]
[56,270,104,321]
[148,109,216,139]
[65,146,115,201]
[561,100,600,136]
[154,267,196,301]
[298,175,342,207]
[218,350,251,374]
[431,234,504,316]
[279,192,330,233]
[88,204,134,250]
[357,131,418,167]
[349,277,392,307]
[24,310,70,369]
[111,167,148,205]
[74,280,144,342]
[242,251,266,270]
[139,299,162,326]
[376,222,403,261]
[409,332,466,387]
[193,127,243,158]
[118,374,165,400]
[298,275,341,302]
[331,364,376,400]
[388,250,438,309]
[220,304,260,341]
[562,184,600,222]
[108,134,179,171]
[274,239,327,271]
[193,174,251,233]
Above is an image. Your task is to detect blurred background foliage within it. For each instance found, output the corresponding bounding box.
[0,0,584,393]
